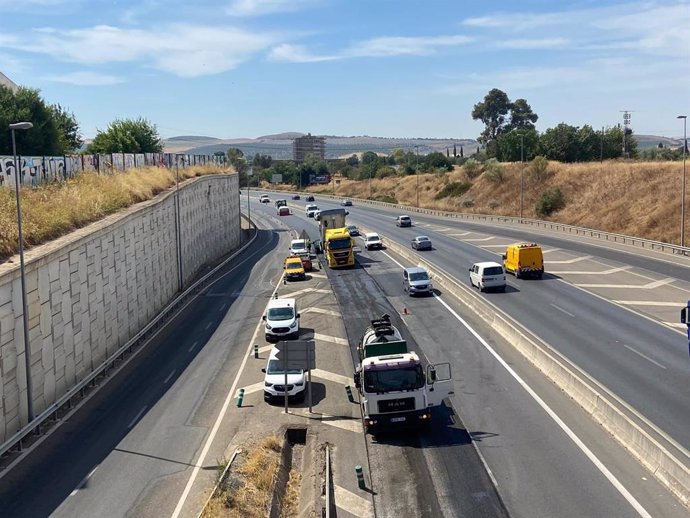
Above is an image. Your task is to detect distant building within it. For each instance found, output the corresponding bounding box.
[293,133,326,163]
[0,71,19,92]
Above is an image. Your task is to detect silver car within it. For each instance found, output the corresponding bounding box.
[411,235,432,250]
[403,266,433,296]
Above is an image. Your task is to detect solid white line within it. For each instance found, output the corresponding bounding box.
[188,341,199,353]
[205,321,212,330]
[128,406,147,429]
[622,345,667,369]
[432,294,652,518]
[163,370,176,384]
[614,300,683,306]
[70,465,99,497]
[550,303,575,318]
[170,273,285,518]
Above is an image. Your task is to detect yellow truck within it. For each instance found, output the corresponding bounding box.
[323,227,354,268]
[502,243,544,279]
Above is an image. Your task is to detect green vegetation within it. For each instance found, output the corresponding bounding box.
[434,181,472,199]
[483,159,504,183]
[536,187,566,217]
[87,118,163,154]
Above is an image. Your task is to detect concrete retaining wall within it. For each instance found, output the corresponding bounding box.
[0,173,239,441]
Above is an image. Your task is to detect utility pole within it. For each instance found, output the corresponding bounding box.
[620,110,634,158]
[414,146,420,208]
[679,115,687,247]
[520,133,524,220]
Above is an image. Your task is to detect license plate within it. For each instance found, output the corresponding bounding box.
[391,417,406,423]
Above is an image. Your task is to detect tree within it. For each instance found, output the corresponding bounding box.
[0,86,63,155]
[538,123,580,162]
[576,125,599,161]
[345,154,359,167]
[88,117,163,153]
[471,88,511,146]
[495,129,539,162]
[49,103,83,153]
[507,99,538,131]
[423,152,453,172]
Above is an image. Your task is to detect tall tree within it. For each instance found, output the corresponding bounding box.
[507,99,538,131]
[0,86,62,155]
[538,123,580,162]
[88,117,163,153]
[471,88,511,145]
[495,129,539,162]
[49,103,83,153]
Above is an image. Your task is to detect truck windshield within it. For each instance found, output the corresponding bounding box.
[363,365,425,392]
[328,237,352,250]
[266,359,302,375]
[291,242,306,251]
[267,308,294,320]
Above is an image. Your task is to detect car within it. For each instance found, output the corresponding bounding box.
[341,199,353,206]
[262,346,306,402]
[284,256,306,281]
[313,210,321,220]
[259,194,270,203]
[411,235,432,250]
[305,204,319,218]
[403,266,433,296]
[263,297,300,341]
[469,261,507,292]
[295,252,312,271]
[396,215,412,227]
[277,206,290,216]
[363,232,383,250]
[292,194,301,200]
[289,238,310,256]
[346,224,360,236]
[305,195,315,202]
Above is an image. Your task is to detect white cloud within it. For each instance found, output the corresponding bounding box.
[348,35,473,57]
[0,24,280,77]
[226,0,319,17]
[268,43,337,62]
[46,71,123,86]
[494,38,569,50]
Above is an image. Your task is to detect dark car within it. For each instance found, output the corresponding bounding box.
[306,195,315,202]
[341,199,353,206]
[411,235,432,250]
[292,194,301,200]
[347,225,360,236]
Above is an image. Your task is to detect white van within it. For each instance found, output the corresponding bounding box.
[262,346,306,401]
[289,239,309,255]
[263,298,300,341]
[469,261,506,292]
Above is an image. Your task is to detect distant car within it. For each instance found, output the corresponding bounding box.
[305,195,315,202]
[305,204,319,218]
[292,194,301,200]
[403,266,433,296]
[469,261,506,292]
[363,232,383,250]
[259,194,270,203]
[347,225,360,236]
[277,206,290,216]
[284,256,306,281]
[396,215,412,227]
[411,235,432,250]
[341,199,352,206]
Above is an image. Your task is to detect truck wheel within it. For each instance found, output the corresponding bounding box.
[515,269,521,279]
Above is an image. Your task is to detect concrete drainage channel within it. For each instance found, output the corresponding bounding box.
[365,228,690,510]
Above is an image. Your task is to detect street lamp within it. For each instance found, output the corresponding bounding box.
[414,146,420,207]
[174,155,183,291]
[520,133,525,220]
[9,121,34,423]
[679,115,687,248]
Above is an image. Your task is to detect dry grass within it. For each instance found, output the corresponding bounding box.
[0,165,227,262]
[279,161,686,245]
[280,468,301,518]
[204,435,282,518]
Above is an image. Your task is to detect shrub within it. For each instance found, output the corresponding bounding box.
[527,155,550,183]
[536,187,566,217]
[376,194,398,204]
[488,200,500,210]
[483,158,504,183]
[463,159,481,180]
[461,198,474,208]
[375,166,397,179]
[434,181,472,200]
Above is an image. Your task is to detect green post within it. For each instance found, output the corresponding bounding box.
[254,344,259,359]
[236,388,245,407]
[355,465,365,489]
[345,385,355,403]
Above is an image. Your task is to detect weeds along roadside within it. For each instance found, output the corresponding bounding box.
[0,165,228,262]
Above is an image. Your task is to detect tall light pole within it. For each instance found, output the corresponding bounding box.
[414,145,420,207]
[679,115,687,248]
[9,121,35,423]
[520,133,525,220]
[174,155,183,291]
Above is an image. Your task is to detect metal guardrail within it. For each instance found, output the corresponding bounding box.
[0,218,258,460]
[256,188,689,257]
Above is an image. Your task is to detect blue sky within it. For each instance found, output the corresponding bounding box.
[0,0,688,140]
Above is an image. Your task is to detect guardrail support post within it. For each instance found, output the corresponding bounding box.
[345,385,355,403]
[254,343,259,358]
[355,465,366,489]
[236,388,245,407]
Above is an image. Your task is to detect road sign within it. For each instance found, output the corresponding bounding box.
[275,340,316,371]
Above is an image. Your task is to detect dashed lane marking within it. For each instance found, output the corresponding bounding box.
[313,333,349,345]
[622,344,666,369]
[302,307,341,317]
[334,485,375,518]
[614,301,683,306]
[575,277,675,289]
[163,370,176,385]
[70,466,99,497]
[127,406,147,429]
[550,303,575,317]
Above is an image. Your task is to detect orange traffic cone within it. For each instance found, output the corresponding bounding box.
[402,307,409,315]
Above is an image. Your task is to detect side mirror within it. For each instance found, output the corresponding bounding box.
[261,368,266,373]
[262,315,266,321]
[468,267,472,272]
[296,313,301,319]
[501,254,507,260]
[346,211,349,215]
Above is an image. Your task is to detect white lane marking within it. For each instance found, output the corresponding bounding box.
[205,321,212,330]
[255,344,273,355]
[550,303,575,317]
[170,273,285,518]
[218,303,227,312]
[281,288,331,298]
[334,485,375,517]
[614,301,683,307]
[542,248,562,254]
[128,406,147,429]
[622,345,667,370]
[188,341,199,353]
[481,244,514,248]
[70,465,99,496]
[431,295,653,518]
[294,410,364,433]
[309,272,328,279]
[448,232,472,237]
[575,277,674,289]
[313,332,349,345]
[311,368,352,385]
[464,237,495,242]
[546,255,593,264]
[664,322,687,329]
[550,266,632,275]
[236,381,265,396]
[302,307,341,317]
[163,370,176,385]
